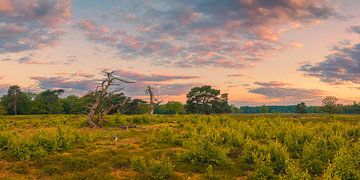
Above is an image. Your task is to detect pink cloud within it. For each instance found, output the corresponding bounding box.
[0,0,71,53]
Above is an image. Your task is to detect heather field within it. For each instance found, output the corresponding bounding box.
[0,114,359,179]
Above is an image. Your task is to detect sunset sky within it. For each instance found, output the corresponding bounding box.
[0,0,360,106]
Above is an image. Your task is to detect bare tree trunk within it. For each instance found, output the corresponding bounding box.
[87,70,134,128]
[14,91,17,115]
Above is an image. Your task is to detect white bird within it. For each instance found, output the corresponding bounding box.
[112,134,118,141]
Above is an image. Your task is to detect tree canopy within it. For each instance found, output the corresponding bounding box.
[185,85,231,114]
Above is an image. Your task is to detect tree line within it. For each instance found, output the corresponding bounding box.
[0,85,359,115]
[0,85,232,115]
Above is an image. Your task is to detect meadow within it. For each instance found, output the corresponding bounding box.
[0,114,359,179]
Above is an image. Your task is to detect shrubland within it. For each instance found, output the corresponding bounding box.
[0,114,359,179]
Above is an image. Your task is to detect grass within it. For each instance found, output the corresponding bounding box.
[0,114,359,179]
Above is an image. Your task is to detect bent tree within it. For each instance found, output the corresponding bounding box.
[145,86,162,115]
[87,70,134,128]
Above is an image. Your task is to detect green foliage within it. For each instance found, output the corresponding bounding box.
[259,105,269,113]
[8,138,48,161]
[155,101,185,114]
[204,165,221,180]
[1,127,88,161]
[147,125,181,146]
[322,96,338,114]
[281,160,310,180]
[179,139,229,171]
[248,152,275,179]
[32,89,64,114]
[131,155,174,180]
[302,130,344,175]
[295,102,307,114]
[1,85,33,115]
[63,157,91,171]
[0,104,6,115]
[324,143,360,179]
[0,114,359,179]
[41,165,64,176]
[186,85,231,114]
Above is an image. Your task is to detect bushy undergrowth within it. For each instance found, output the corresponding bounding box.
[0,114,359,179]
[0,127,92,160]
[131,155,174,180]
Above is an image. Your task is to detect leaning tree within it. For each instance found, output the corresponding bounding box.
[145,86,162,115]
[87,70,134,128]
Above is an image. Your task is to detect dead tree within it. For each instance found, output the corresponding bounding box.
[87,70,134,128]
[145,86,162,115]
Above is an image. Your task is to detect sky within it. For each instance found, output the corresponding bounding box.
[0,0,360,106]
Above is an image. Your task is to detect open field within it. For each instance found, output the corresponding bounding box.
[0,114,359,179]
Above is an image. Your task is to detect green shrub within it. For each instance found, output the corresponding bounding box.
[67,170,114,180]
[0,133,10,150]
[269,142,289,174]
[8,138,48,161]
[204,165,222,180]
[179,140,229,171]
[147,156,174,180]
[147,125,181,146]
[10,163,30,174]
[281,160,310,180]
[63,157,91,172]
[32,131,58,152]
[302,133,344,175]
[248,153,275,179]
[55,127,75,150]
[128,115,151,124]
[131,155,174,180]
[283,127,311,158]
[130,156,146,172]
[242,140,289,175]
[324,144,360,179]
[41,165,64,176]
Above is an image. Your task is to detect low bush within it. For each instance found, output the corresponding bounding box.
[131,155,174,180]
[179,140,229,171]
[324,144,360,179]
[281,160,310,180]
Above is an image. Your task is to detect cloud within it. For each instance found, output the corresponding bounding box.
[115,69,200,82]
[227,74,243,77]
[31,69,198,97]
[123,82,196,97]
[254,81,290,87]
[2,54,76,65]
[0,84,9,96]
[249,81,324,104]
[0,0,71,53]
[349,26,360,34]
[299,42,360,84]
[76,0,338,68]
[31,76,96,93]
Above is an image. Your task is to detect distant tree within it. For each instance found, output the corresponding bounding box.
[230,105,241,113]
[61,95,85,114]
[104,93,130,114]
[0,104,6,115]
[212,93,231,113]
[124,99,148,114]
[186,85,230,114]
[2,85,21,115]
[322,96,338,114]
[33,89,64,114]
[259,105,269,113]
[344,102,360,114]
[1,86,32,115]
[295,102,307,114]
[156,101,185,114]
